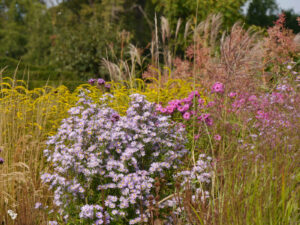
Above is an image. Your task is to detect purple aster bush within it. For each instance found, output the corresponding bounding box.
[41,91,211,224]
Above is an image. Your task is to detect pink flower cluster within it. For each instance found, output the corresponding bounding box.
[156,90,214,126]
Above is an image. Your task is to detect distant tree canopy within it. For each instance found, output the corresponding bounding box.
[246,0,300,33]
[0,0,299,78]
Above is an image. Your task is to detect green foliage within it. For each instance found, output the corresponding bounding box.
[49,1,127,78]
[246,0,278,28]
[0,56,85,90]
[152,0,247,28]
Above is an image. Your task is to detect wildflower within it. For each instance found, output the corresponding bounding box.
[0,157,4,165]
[34,202,42,209]
[48,221,58,225]
[198,98,205,105]
[287,65,292,70]
[214,134,221,141]
[79,205,95,219]
[111,113,120,122]
[88,79,96,85]
[211,82,224,94]
[97,78,106,85]
[183,112,191,120]
[41,93,189,224]
[194,134,200,140]
[105,84,111,89]
[7,210,17,220]
[228,92,237,98]
[166,105,175,114]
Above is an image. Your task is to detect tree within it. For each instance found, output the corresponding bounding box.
[48,1,127,77]
[246,0,278,27]
[246,0,300,33]
[0,0,49,60]
[151,0,248,28]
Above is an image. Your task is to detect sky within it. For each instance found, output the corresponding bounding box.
[47,0,300,14]
[243,0,300,14]
[277,0,300,13]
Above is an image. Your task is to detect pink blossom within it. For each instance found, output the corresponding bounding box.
[160,108,167,113]
[198,98,205,105]
[211,82,224,94]
[207,101,215,107]
[214,134,221,141]
[178,104,189,112]
[183,112,191,120]
[194,134,200,140]
[228,92,237,98]
[156,104,163,111]
[166,105,176,114]
[248,95,257,102]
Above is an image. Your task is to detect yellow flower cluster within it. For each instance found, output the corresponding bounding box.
[0,77,204,137]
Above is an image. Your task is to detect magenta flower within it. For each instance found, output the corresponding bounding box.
[198,113,213,126]
[228,92,237,98]
[189,91,200,98]
[211,82,224,94]
[183,112,191,120]
[178,104,189,112]
[194,134,200,140]
[214,134,221,141]
[0,157,4,164]
[160,108,167,113]
[156,104,163,111]
[166,105,175,114]
[105,84,111,89]
[207,101,216,108]
[248,95,257,102]
[198,98,205,105]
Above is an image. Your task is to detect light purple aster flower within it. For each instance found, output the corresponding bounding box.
[97,78,106,85]
[88,79,96,85]
[48,221,58,225]
[34,202,42,209]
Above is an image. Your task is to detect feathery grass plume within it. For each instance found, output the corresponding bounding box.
[220,22,263,87]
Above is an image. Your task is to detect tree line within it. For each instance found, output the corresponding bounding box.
[0,0,299,78]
